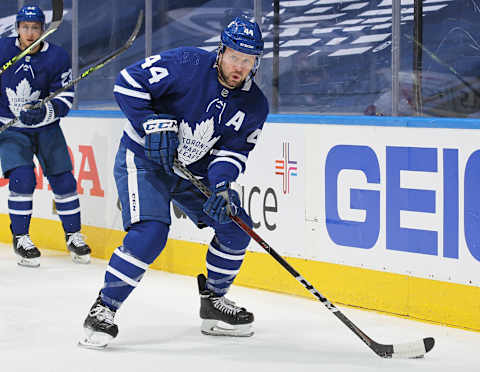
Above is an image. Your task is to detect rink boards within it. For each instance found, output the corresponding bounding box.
[1,112,479,331]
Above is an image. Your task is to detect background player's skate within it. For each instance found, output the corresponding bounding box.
[12,228,40,268]
[66,232,91,264]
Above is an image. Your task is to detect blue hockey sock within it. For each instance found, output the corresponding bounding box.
[8,166,36,235]
[101,220,169,310]
[206,210,252,295]
[48,172,81,233]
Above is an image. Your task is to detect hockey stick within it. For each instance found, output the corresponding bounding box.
[173,158,435,359]
[0,0,64,75]
[0,10,143,134]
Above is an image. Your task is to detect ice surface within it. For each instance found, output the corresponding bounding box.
[0,244,478,372]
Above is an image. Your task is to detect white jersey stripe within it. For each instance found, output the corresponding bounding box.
[114,85,151,100]
[56,91,75,98]
[124,121,146,146]
[209,157,243,175]
[121,69,143,88]
[53,96,73,109]
[210,149,248,164]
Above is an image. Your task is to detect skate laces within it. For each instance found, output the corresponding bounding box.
[89,304,115,325]
[211,296,243,316]
[17,235,36,251]
[68,232,86,247]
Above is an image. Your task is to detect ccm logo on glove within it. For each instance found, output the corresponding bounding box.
[142,114,179,175]
[143,118,178,134]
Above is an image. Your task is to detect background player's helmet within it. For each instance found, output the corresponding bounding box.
[16,6,45,29]
[218,16,264,78]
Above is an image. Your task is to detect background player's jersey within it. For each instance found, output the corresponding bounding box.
[0,37,74,131]
[114,46,269,181]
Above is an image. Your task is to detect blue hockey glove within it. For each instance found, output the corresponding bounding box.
[19,100,56,126]
[203,180,240,224]
[143,114,179,175]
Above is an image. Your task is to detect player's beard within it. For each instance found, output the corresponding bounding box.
[217,63,244,89]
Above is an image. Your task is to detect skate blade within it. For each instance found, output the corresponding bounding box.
[71,252,91,264]
[16,256,40,268]
[78,331,113,350]
[78,338,108,350]
[201,319,254,337]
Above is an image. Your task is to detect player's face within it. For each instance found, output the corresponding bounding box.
[17,21,43,52]
[218,47,256,89]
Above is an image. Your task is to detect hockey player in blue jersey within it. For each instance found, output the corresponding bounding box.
[0,6,91,267]
[80,16,268,348]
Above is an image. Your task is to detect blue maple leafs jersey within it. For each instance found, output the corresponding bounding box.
[0,37,74,131]
[114,46,269,183]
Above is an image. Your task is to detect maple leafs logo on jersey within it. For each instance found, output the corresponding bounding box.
[177,117,220,165]
[6,78,40,117]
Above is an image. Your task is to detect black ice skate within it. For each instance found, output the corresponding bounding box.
[197,273,254,337]
[12,227,41,268]
[66,232,91,264]
[79,294,118,349]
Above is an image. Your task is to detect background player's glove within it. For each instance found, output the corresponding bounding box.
[203,180,240,224]
[142,114,179,175]
[19,100,56,126]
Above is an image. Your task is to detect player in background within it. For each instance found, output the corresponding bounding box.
[80,16,268,349]
[0,6,91,267]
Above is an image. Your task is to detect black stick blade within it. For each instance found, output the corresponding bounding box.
[424,337,435,353]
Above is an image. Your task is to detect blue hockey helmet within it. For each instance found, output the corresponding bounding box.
[221,16,264,56]
[16,6,45,28]
[218,16,264,79]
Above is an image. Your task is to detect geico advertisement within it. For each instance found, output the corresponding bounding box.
[306,124,480,286]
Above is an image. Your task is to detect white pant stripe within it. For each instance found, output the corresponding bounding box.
[126,149,140,224]
[106,265,139,287]
[114,248,149,270]
[206,262,240,275]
